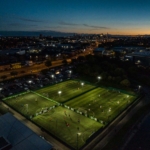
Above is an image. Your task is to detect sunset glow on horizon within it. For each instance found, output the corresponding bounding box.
[0,0,150,35]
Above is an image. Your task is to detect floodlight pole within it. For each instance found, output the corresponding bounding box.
[69,70,72,77]
[58,91,62,100]
[77,133,79,150]
[0,87,2,93]
[139,85,141,92]
[81,83,84,89]
[97,76,101,82]
[51,75,54,80]
[91,110,95,117]
[56,119,57,129]
[26,104,28,112]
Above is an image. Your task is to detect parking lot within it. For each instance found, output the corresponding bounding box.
[0,64,78,98]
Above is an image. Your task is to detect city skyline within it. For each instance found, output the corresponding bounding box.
[0,0,150,35]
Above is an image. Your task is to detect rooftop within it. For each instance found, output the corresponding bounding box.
[0,136,11,150]
[128,51,150,57]
[94,47,105,51]
[0,113,53,150]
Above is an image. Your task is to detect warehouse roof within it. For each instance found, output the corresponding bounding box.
[0,113,53,150]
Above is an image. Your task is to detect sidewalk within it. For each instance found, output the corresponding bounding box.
[93,99,144,150]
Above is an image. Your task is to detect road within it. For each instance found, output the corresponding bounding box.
[93,98,144,150]
[0,48,94,81]
[120,86,150,150]
[82,96,145,150]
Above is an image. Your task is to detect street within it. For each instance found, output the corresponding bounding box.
[0,48,94,81]
[82,95,145,150]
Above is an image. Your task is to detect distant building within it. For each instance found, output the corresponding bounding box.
[93,47,105,55]
[59,44,74,49]
[125,51,150,66]
[113,46,146,53]
[94,47,114,56]
[26,60,34,66]
[10,63,22,69]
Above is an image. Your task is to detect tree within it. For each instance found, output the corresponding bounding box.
[108,76,112,81]
[120,79,130,87]
[114,68,125,76]
[100,72,108,80]
[0,75,7,81]
[115,76,122,83]
[45,59,52,69]
[77,56,85,62]
[85,54,95,63]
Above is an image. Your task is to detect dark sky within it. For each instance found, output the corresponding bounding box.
[0,0,150,35]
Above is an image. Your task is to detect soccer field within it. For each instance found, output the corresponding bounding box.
[3,92,57,117]
[36,80,95,103]
[33,106,103,149]
[65,87,136,122]
[3,80,138,149]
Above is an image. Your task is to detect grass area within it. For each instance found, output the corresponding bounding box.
[33,106,103,149]
[3,92,57,117]
[36,80,95,103]
[65,87,136,123]
[0,104,9,114]
[2,80,138,149]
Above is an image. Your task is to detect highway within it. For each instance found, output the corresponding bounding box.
[0,48,94,81]
[0,60,63,81]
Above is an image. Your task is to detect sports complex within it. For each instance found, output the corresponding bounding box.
[2,80,138,149]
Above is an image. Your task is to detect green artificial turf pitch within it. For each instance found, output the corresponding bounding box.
[33,106,103,149]
[65,87,136,122]
[35,80,95,103]
[3,92,57,117]
[3,80,137,149]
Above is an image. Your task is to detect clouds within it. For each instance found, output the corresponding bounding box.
[58,21,110,30]
[10,15,45,23]
[0,12,110,32]
[83,24,110,29]
[59,21,79,26]
[0,13,44,22]
[8,23,38,27]
[18,17,43,22]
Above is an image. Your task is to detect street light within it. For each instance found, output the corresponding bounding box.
[58,91,62,96]
[69,70,72,77]
[28,80,32,84]
[77,132,81,150]
[139,85,141,92]
[108,107,111,112]
[0,87,2,95]
[81,82,84,88]
[51,75,54,80]
[97,76,101,82]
